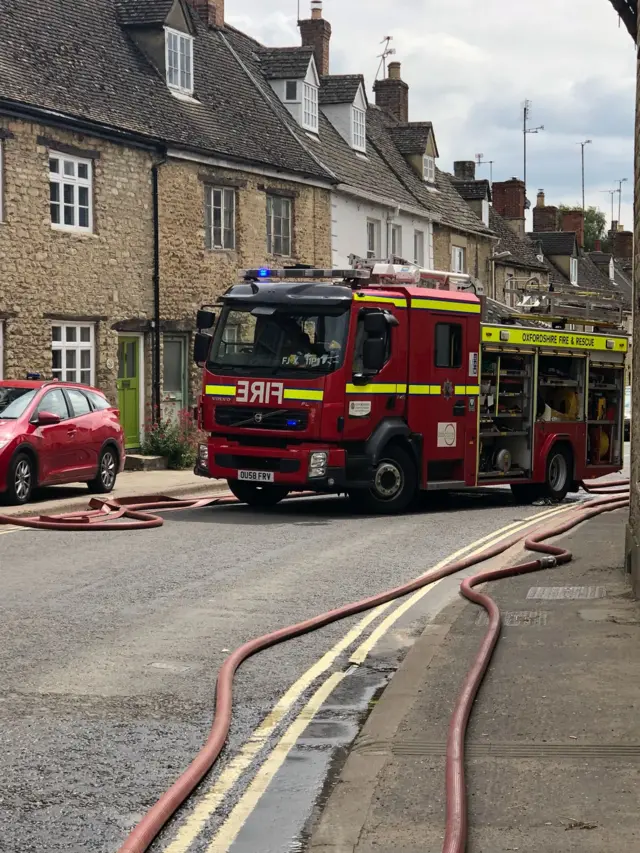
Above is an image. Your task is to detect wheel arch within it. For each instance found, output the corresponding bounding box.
[365,418,421,468]
[12,443,39,485]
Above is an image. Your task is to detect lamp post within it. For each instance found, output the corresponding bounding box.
[578,140,592,210]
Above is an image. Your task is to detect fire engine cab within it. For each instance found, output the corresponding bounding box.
[193,262,628,513]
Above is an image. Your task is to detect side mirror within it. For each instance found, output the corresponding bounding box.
[193,332,211,366]
[363,338,387,373]
[37,411,61,426]
[197,310,216,330]
[363,311,387,336]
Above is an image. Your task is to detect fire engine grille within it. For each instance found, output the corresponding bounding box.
[214,454,301,473]
[215,406,309,431]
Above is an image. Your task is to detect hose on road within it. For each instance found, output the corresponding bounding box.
[111,478,630,853]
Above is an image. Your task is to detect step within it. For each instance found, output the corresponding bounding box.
[124,454,168,472]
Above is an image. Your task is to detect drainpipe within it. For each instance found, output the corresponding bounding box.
[151,154,167,424]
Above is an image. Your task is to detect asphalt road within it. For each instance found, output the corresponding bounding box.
[0,477,626,853]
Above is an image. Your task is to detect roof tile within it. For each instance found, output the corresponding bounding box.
[319,75,364,105]
[259,47,314,80]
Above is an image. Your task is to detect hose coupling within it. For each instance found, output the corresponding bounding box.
[539,555,557,568]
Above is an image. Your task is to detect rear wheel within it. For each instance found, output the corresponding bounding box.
[6,452,35,505]
[350,445,418,515]
[88,447,118,494]
[228,480,289,508]
[543,446,572,502]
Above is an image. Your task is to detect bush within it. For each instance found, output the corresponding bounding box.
[141,407,204,470]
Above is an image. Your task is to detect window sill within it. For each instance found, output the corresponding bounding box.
[169,89,200,104]
[205,247,237,255]
[51,224,96,237]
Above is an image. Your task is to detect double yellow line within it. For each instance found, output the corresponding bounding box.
[163,501,574,853]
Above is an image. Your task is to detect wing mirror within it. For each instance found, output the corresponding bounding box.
[36,411,61,426]
[193,332,212,366]
[197,309,216,330]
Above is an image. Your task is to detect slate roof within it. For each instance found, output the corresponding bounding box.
[488,210,548,272]
[259,47,314,80]
[319,75,364,105]
[607,0,636,38]
[588,253,633,305]
[451,177,491,201]
[115,0,175,26]
[388,123,433,156]
[529,232,577,256]
[0,0,332,181]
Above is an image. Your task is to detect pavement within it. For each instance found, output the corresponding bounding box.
[0,469,227,518]
[308,507,638,852]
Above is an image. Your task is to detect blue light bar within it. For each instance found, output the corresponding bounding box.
[258,268,270,278]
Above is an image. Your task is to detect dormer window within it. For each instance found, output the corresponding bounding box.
[423,155,436,184]
[352,107,366,152]
[303,83,319,132]
[165,28,194,95]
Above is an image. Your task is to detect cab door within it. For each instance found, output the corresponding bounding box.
[427,313,480,485]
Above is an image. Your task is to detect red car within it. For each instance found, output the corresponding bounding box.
[0,379,125,505]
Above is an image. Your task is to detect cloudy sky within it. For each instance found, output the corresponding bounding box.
[227,0,636,231]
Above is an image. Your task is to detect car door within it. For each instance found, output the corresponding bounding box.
[64,388,98,477]
[33,388,76,483]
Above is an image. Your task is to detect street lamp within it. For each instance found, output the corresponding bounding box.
[578,140,592,210]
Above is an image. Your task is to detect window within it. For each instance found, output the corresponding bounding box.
[302,83,319,132]
[423,155,436,183]
[37,389,69,420]
[352,107,366,151]
[451,246,466,273]
[66,388,92,417]
[505,276,518,309]
[367,218,381,258]
[86,390,112,411]
[165,28,194,94]
[390,224,402,258]
[52,323,94,384]
[434,323,462,369]
[49,153,92,231]
[285,81,299,102]
[205,187,236,250]
[481,198,490,227]
[267,195,292,256]
[414,230,425,266]
[570,257,578,285]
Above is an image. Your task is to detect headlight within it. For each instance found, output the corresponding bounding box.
[308,451,328,479]
[198,443,209,463]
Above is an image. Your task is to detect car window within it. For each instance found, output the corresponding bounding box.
[66,389,92,417]
[86,391,112,411]
[38,389,69,420]
[0,388,38,419]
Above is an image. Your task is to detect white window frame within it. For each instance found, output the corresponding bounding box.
[414,230,425,267]
[302,82,319,133]
[481,198,490,227]
[0,139,4,223]
[570,256,578,285]
[423,154,436,183]
[451,246,466,273]
[390,224,402,258]
[366,218,381,258]
[284,81,299,102]
[165,27,194,95]
[267,194,293,257]
[352,107,366,152]
[51,322,95,385]
[205,186,236,250]
[505,276,518,309]
[49,152,93,233]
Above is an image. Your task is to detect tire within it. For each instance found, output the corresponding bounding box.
[349,445,418,515]
[510,483,544,504]
[543,445,572,502]
[88,446,118,494]
[228,480,289,508]
[5,452,35,506]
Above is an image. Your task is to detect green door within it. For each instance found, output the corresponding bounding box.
[117,336,140,449]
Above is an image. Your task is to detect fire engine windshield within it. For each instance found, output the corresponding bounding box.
[207,307,349,377]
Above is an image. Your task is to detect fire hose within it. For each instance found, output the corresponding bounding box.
[0,480,630,852]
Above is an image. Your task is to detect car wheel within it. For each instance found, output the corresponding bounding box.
[544,445,572,502]
[88,447,118,494]
[228,480,289,508]
[6,452,35,506]
[349,445,418,515]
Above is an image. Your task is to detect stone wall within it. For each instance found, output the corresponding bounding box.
[433,225,494,292]
[493,264,549,305]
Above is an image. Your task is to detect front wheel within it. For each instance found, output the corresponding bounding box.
[544,446,572,502]
[349,445,418,515]
[5,452,35,505]
[228,480,289,508]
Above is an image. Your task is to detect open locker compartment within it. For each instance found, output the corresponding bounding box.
[587,355,625,467]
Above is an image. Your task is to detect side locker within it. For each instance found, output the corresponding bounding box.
[464,315,481,485]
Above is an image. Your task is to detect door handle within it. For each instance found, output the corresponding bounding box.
[453,400,466,417]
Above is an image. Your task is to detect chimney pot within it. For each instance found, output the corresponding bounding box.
[388,61,401,80]
[536,190,545,207]
[299,0,331,75]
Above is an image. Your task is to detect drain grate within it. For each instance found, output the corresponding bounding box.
[355,738,640,760]
[526,586,607,601]
[475,610,549,627]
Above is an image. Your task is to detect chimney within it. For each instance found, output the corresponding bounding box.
[594,239,602,252]
[492,178,526,237]
[560,209,585,249]
[613,230,633,260]
[299,0,331,76]
[190,0,223,27]
[532,189,558,232]
[454,161,476,181]
[373,61,409,123]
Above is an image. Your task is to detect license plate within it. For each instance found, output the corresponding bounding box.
[238,470,275,483]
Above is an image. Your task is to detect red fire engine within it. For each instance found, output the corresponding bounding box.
[193,262,627,513]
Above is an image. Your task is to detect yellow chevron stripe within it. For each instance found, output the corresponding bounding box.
[206,385,237,396]
[412,298,481,314]
[345,383,407,394]
[408,385,442,395]
[283,389,324,401]
[353,294,407,308]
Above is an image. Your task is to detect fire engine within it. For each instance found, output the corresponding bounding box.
[192,260,628,513]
